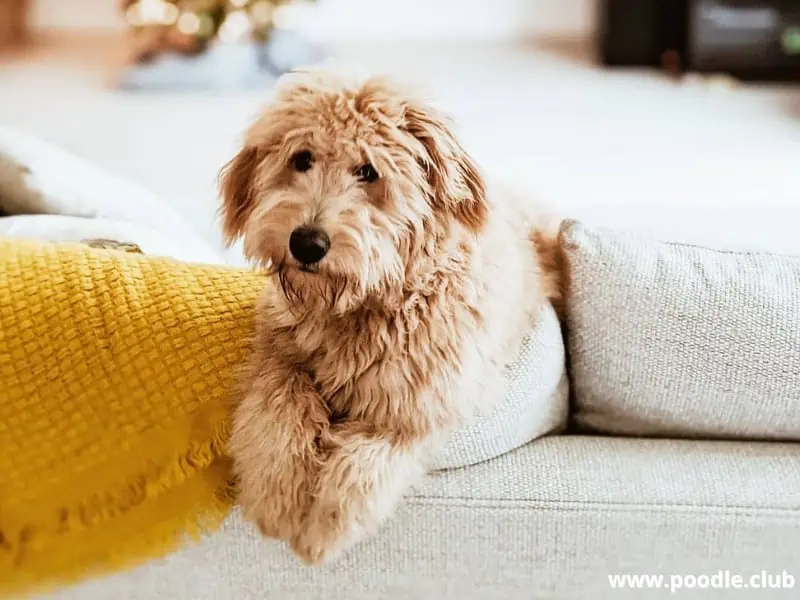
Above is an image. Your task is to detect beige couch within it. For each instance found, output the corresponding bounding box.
[4,127,798,600]
[49,437,800,600]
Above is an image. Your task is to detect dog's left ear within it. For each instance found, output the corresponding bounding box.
[218,146,262,246]
[404,103,488,231]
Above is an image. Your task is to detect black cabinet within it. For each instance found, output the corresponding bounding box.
[599,0,800,80]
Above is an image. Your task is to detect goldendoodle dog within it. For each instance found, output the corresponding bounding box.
[219,69,560,564]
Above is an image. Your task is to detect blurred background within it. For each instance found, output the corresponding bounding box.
[1,0,798,259]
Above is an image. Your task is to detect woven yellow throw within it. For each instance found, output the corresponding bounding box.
[0,238,265,597]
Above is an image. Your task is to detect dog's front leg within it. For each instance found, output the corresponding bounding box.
[291,419,436,564]
[230,355,330,542]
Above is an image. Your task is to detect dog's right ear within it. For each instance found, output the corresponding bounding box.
[218,146,262,246]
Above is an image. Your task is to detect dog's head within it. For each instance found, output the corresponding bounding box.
[219,69,487,313]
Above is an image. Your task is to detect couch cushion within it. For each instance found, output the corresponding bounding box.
[432,302,568,470]
[41,436,800,600]
[561,220,800,440]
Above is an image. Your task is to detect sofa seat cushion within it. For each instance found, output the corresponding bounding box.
[561,220,800,441]
[41,436,800,600]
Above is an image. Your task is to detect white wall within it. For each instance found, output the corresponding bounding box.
[31,0,596,40]
[32,0,126,31]
[303,0,595,40]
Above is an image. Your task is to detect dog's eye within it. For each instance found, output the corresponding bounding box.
[356,163,379,183]
[290,150,313,172]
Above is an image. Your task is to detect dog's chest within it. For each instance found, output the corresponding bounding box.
[293,296,489,428]
[304,326,386,407]
[289,309,414,415]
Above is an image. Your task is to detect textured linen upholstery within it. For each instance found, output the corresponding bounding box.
[43,436,800,600]
[560,220,800,440]
[432,302,568,470]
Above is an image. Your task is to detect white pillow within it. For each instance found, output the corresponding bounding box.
[0,125,221,265]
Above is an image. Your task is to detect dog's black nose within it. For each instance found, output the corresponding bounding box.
[289,226,330,265]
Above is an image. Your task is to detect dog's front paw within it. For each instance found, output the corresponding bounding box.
[291,532,331,565]
[255,515,281,538]
[291,505,362,565]
[240,490,301,541]
[230,387,324,544]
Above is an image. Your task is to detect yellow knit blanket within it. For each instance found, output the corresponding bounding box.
[0,239,265,597]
